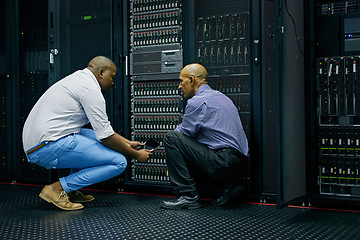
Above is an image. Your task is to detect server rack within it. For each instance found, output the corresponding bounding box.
[278,0,360,207]
[124,0,184,190]
[265,0,360,208]
[193,0,253,190]
[15,0,50,183]
[313,1,360,198]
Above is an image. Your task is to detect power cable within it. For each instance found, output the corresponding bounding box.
[283,0,304,55]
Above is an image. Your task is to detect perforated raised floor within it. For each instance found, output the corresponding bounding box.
[1,183,360,240]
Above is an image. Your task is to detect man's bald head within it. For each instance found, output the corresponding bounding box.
[87,56,117,93]
[88,56,116,73]
[180,63,208,85]
[178,63,209,99]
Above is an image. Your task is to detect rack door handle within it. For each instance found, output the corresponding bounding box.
[254,40,260,64]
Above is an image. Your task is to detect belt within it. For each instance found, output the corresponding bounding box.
[26,142,47,155]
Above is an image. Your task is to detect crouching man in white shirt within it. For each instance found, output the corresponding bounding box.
[23,56,153,211]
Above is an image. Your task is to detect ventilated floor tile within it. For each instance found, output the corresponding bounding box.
[1,184,360,240]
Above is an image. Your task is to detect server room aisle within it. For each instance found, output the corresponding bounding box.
[0,183,359,240]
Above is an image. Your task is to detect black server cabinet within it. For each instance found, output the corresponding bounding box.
[1,0,56,183]
[15,0,50,183]
[310,1,360,201]
[191,0,275,200]
[124,0,184,192]
[193,0,254,192]
[280,0,360,207]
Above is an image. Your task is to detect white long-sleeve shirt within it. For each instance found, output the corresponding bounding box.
[22,68,114,151]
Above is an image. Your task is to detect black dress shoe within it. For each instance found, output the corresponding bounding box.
[160,195,202,209]
[211,184,245,206]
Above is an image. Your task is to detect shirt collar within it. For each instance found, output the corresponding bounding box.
[83,68,101,89]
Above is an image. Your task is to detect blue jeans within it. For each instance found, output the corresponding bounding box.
[25,128,127,193]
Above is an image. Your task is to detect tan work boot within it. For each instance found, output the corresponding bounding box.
[39,185,84,211]
[68,190,94,203]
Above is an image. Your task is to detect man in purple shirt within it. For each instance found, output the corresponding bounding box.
[160,63,249,209]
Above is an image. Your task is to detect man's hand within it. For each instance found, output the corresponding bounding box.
[135,149,153,163]
[101,133,152,162]
[129,141,144,150]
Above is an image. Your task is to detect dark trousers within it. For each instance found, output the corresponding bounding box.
[163,131,249,195]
